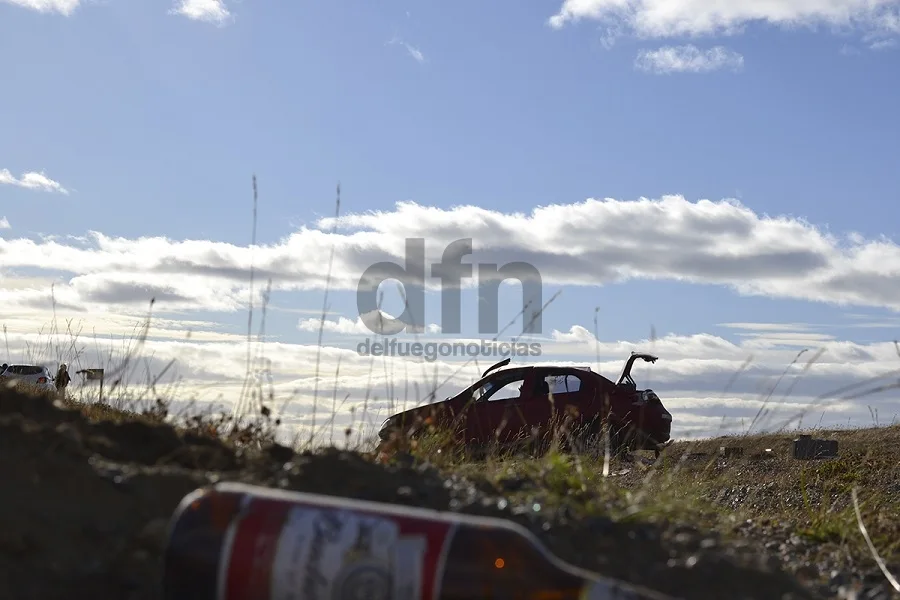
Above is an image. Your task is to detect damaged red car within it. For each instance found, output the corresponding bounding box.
[376,352,673,459]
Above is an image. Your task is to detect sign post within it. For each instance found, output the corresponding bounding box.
[76,368,105,403]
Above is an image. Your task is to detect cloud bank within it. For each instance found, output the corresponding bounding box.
[2,311,899,445]
[4,195,900,316]
[3,194,900,444]
[548,0,900,42]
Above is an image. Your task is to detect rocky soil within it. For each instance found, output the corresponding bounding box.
[0,383,896,599]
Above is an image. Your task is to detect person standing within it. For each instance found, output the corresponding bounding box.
[55,363,71,397]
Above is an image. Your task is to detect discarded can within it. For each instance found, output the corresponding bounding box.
[162,481,677,600]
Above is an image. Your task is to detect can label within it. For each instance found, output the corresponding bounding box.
[220,496,457,600]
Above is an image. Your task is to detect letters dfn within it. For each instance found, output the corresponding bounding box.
[356,238,542,336]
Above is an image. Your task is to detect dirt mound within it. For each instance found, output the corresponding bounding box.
[0,384,823,599]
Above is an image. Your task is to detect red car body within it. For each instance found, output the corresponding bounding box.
[377,352,673,458]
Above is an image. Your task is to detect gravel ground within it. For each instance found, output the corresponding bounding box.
[0,384,895,599]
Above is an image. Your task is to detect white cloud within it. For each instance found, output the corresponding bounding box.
[170,0,232,24]
[388,37,426,63]
[550,324,597,344]
[299,314,379,336]
[8,195,900,316]
[299,312,442,336]
[547,0,900,42]
[0,169,68,194]
[0,217,9,230]
[1,0,79,15]
[870,37,898,49]
[635,45,744,74]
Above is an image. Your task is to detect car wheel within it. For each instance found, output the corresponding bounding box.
[566,420,608,460]
[609,423,637,458]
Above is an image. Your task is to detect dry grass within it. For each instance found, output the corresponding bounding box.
[383,412,900,594]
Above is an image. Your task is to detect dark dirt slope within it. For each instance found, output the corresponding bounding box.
[0,384,835,600]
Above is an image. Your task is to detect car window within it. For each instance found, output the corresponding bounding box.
[539,373,584,395]
[484,378,526,402]
[472,373,527,402]
[7,365,44,376]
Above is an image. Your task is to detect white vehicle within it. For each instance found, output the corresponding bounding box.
[0,364,56,393]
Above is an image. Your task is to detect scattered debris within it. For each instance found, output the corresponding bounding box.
[624,452,656,467]
[793,435,838,460]
[749,449,775,460]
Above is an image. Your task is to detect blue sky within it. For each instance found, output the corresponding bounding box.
[2,0,900,442]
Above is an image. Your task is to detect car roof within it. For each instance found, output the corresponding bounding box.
[480,363,615,385]
[489,363,593,372]
[2,364,49,371]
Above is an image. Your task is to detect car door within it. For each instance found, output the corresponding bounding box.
[467,368,533,445]
[523,368,596,443]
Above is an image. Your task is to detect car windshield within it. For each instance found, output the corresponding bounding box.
[6,365,44,376]
[472,369,522,401]
[472,381,495,400]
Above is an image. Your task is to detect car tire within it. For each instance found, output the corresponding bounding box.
[608,422,636,458]
[568,419,609,459]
